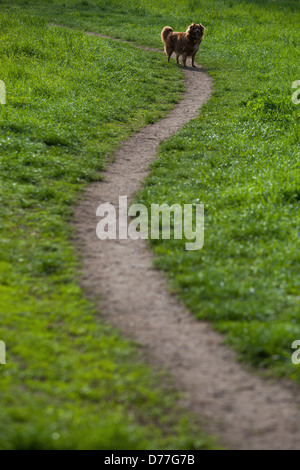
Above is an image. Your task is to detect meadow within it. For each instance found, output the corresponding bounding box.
[0,0,299,449]
[15,0,300,377]
[0,7,214,450]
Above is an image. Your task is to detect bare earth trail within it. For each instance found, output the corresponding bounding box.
[72,30,300,449]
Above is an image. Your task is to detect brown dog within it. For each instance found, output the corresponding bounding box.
[161,23,205,68]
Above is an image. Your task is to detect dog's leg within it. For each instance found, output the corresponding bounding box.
[176,55,180,64]
[166,46,173,63]
[182,53,187,67]
[191,53,197,68]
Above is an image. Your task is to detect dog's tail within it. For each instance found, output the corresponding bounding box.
[161,26,173,44]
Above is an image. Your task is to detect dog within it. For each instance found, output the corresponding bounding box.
[161,23,205,68]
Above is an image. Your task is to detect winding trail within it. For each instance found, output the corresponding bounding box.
[72,30,300,449]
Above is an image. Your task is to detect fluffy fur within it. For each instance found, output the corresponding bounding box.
[161,23,205,68]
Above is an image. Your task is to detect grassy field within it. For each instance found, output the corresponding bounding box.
[135,0,300,379]
[136,0,300,378]
[0,8,218,450]
[0,0,299,449]
[9,0,299,377]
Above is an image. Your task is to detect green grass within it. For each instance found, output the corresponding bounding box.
[1,0,300,449]
[8,0,300,379]
[0,9,219,450]
[134,0,300,379]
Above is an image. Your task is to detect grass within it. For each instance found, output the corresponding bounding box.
[0,0,299,449]
[0,9,219,450]
[8,0,300,379]
[134,0,300,379]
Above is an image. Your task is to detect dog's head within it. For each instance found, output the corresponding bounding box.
[187,23,205,39]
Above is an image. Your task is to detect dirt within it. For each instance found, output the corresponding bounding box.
[73,30,300,450]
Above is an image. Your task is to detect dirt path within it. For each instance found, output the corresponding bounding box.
[73,31,300,450]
